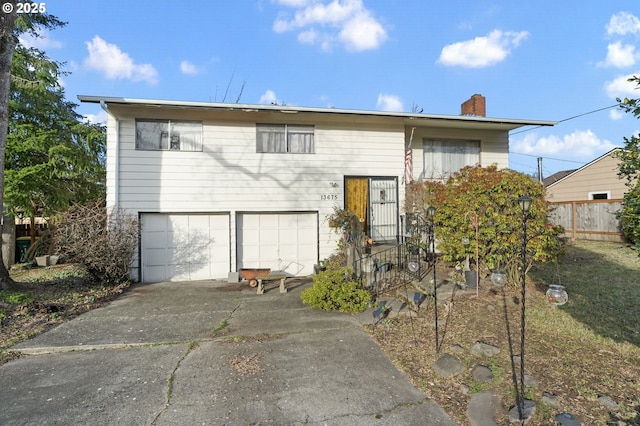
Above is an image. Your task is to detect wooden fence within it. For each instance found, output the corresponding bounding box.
[548,199,624,242]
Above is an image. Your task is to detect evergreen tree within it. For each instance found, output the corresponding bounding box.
[5,44,106,243]
[615,76,640,255]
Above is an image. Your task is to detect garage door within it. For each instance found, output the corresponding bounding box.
[238,212,318,276]
[141,214,230,282]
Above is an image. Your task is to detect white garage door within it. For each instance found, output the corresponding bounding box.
[141,214,230,282]
[238,212,318,276]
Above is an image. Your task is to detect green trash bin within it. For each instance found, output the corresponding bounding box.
[16,237,31,263]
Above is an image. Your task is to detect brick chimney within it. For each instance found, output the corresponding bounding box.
[461,94,486,117]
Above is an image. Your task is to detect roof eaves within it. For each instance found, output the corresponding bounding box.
[78,95,556,128]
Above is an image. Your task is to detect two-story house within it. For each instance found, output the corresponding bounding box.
[79,94,554,282]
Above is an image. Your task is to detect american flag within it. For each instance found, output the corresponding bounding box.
[405,127,415,184]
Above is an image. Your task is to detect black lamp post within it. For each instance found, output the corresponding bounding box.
[515,195,533,421]
[426,205,438,352]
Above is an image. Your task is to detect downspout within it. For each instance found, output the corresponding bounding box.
[100,101,119,206]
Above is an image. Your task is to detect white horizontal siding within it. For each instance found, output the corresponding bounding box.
[106,107,515,274]
[110,115,404,265]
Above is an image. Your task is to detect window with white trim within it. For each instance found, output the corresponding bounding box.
[423,139,480,179]
[256,124,315,153]
[135,120,203,151]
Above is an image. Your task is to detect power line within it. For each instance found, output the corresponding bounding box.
[510,152,586,165]
[510,104,619,135]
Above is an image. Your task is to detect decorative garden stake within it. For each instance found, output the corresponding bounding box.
[408,259,420,272]
[427,205,439,353]
[546,284,568,306]
[490,270,507,287]
[464,211,480,297]
[547,254,568,306]
[510,195,535,422]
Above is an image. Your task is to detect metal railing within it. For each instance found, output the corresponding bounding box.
[353,213,435,298]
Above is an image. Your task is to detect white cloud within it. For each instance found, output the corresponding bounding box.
[598,41,637,68]
[18,29,63,49]
[339,10,387,51]
[180,60,202,75]
[610,109,625,120]
[438,30,529,68]
[511,129,617,158]
[376,93,403,112]
[606,11,640,36]
[604,73,640,98]
[273,0,387,52]
[274,0,310,6]
[83,110,108,125]
[83,36,158,84]
[259,89,280,104]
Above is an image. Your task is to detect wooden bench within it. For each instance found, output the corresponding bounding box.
[256,274,288,294]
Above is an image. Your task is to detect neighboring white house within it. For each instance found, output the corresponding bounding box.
[79,95,554,283]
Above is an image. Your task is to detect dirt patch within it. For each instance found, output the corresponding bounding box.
[367,241,640,425]
[0,264,129,365]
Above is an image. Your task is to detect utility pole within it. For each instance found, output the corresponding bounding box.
[537,157,543,184]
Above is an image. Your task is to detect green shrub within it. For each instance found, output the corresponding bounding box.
[408,165,565,285]
[618,182,640,254]
[301,266,371,313]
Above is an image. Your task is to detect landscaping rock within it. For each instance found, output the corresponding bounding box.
[467,391,501,426]
[470,341,500,357]
[517,374,539,388]
[542,391,561,409]
[508,399,536,423]
[598,395,619,410]
[432,353,465,377]
[472,365,494,383]
[555,412,581,425]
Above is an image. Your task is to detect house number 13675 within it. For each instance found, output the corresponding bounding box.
[321,194,338,201]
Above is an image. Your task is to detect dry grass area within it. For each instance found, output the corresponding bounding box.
[0,264,128,365]
[367,240,640,425]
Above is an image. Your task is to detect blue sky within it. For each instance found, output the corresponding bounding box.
[21,0,640,178]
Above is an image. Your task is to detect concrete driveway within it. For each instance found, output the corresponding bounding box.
[1,278,457,425]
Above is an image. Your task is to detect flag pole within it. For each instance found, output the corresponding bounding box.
[405,127,415,184]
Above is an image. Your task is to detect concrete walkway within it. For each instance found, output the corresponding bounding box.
[1,278,458,425]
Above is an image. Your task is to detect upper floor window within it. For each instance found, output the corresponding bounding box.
[256,124,315,153]
[136,119,203,151]
[423,139,480,180]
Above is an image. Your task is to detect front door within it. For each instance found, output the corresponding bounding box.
[345,177,398,243]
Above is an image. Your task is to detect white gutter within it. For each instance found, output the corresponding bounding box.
[100,101,119,206]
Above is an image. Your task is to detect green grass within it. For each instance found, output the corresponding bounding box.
[529,240,640,347]
[0,290,33,305]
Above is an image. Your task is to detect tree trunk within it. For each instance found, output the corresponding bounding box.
[2,209,15,269]
[0,1,18,290]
